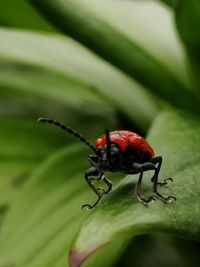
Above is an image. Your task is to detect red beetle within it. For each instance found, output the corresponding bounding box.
[38,118,176,208]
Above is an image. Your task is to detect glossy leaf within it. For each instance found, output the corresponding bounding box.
[0,145,87,267]
[154,0,178,8]
[175,0,200,88]
[176,0,200,53]
[28,0,200,113]
[0,0,54,31]
[0,145,125,267]
[71,109,200,267]
[0,117,70,206]
[76,0,185,81]
[0,27,158,129]
[0,61,105,109]
[1,1,200,267]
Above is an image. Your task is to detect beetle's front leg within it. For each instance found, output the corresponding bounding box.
[82,167,103,209]
[97,175,113,194]
[87,155,113,195]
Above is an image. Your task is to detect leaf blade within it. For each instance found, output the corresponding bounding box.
[175,0,200,89]
[71,109,200,266]
[0,0,55,31]
[28,0,200,113]
[0,145,88,266]
[0,117,71,206]
[0,27,158,129]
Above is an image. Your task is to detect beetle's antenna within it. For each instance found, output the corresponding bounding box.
[38,118,96,152]
[105,128,111,162]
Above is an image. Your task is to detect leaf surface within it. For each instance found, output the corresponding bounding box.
[0,0,54,31]
[71,109,200,267]
[0,145,125,267]
[0,117,70,206]
[28,0,200,113]
[175,0,200,89]
[0,27,158,129]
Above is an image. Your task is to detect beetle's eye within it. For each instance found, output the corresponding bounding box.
[96,147,105,156]
[109,144,120,155]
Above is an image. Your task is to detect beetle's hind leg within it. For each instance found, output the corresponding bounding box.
[150,157,173,185]
[151,176,173,186]
[150,156,176,202]
[153,176,176,202]
[134,164,156,204]
[157,177,173,186]
[82,167,103,209]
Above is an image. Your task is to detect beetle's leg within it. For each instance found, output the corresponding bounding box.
[152,175,176,202]
[156,177,173,186]
[132,163,156,204]
[103,176,113,193]
[150,157,176,202]
[82,167,103,209]
[150,156,173,185]
[135,167,156,204]
[88,155,99,168]
[98,175,113,194]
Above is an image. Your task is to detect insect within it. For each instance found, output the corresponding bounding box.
[38,118,176,209]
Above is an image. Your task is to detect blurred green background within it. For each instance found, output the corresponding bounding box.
[1,0,200,267]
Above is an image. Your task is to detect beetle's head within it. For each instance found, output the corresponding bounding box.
[95,143,122,169]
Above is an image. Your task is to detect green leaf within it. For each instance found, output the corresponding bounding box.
[28,0,200,113]
[175,0,200,87]
[116,0,177,9]
[0,144,126,267]
[76,0,184,80]
[176,0,200,51]
[157,0,178,8]
[0,145,88,267]
[115,234,200,267]
[0,61,105,109]
[0,0,55,31]
[70,108,200,267]
[0,145,126,267]
[0,117,71,206]
[0,27,158,129]
[0,206,8,230]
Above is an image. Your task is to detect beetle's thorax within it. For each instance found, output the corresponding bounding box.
[89,142,153,173]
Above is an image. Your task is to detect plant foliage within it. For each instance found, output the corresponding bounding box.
[0,1,200,267]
